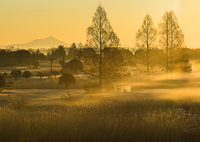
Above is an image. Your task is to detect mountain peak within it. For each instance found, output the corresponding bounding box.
[9,36,70,49]
[45,36,55,39]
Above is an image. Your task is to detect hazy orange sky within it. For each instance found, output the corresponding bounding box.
[0,0,200,48]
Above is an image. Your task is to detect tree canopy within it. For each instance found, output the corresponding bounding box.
[86,5,122,87]
[136,13,157,75]
[158,11,185,73]
[11,69,22,80]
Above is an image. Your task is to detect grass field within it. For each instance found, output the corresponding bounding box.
[0,63,200,141]
[0,88,200,142]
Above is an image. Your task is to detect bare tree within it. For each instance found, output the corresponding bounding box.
[136,13,157,76]
[86,5,120,87]
[158,11,185,74]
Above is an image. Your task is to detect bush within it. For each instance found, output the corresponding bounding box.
[83,82,101,93]
[58,73,76,88]
[23,71,32,81]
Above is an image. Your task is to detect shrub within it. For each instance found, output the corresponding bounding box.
[83,82,101,93]
[58,73,76,88]
[23,71,32,81]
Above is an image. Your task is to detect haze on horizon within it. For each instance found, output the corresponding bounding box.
[1,0,200,48]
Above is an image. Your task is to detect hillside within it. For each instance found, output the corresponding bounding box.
[1,36,70,49]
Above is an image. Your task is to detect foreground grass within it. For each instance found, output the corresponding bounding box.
[0,94,200,142]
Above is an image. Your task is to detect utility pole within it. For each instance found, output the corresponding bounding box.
[49,58,55,80]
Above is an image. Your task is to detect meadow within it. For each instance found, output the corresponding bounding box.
[0,63,200,142]
[0,88,200,142]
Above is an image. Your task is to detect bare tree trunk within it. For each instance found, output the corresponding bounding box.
[166,13,169,80]
[147,26,149,76]
[99,15,102,88]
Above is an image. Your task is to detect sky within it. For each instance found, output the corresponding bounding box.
[0,0,200,48]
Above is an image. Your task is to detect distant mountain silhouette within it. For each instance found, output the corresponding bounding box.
[1,36,70,49]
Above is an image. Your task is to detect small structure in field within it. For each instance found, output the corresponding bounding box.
[114,85,131,93]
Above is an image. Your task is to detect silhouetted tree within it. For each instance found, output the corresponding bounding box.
[158,11,185,74]
[32,49,47,61]
[48,45,66,60]
[136,13,157,76]
[66,43,79,59]
[32,61,39,68]
[23,71,32,81]
[81,47,128,85]
[58,73,76,88]
[86,5,120,87]
[173,48,192,73]
[52,71,60,78]
[78,42,84,48]
[134,48,165,73]
[36,72,44,79]
[119,48,135,68]
[57,45,66,58]
[65,59,83,74]
[148,48,164,73]
[11,69,22,80]
[0,73,6,89]
[14,50,32,65]
[0,50,16,68]
[134,48,147,65]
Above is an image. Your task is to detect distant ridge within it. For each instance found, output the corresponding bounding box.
[0,36,70,49]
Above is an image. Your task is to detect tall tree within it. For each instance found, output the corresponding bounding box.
[136,13,157,76]
[158,11,184,74]
[80,47,127,85]
[86,5,120,87]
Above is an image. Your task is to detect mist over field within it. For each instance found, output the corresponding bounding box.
[1,2,200,142]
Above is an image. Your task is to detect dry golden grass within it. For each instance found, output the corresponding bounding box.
[0,93,200,142]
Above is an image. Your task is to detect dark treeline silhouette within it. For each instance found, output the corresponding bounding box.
[0,49,46,68]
